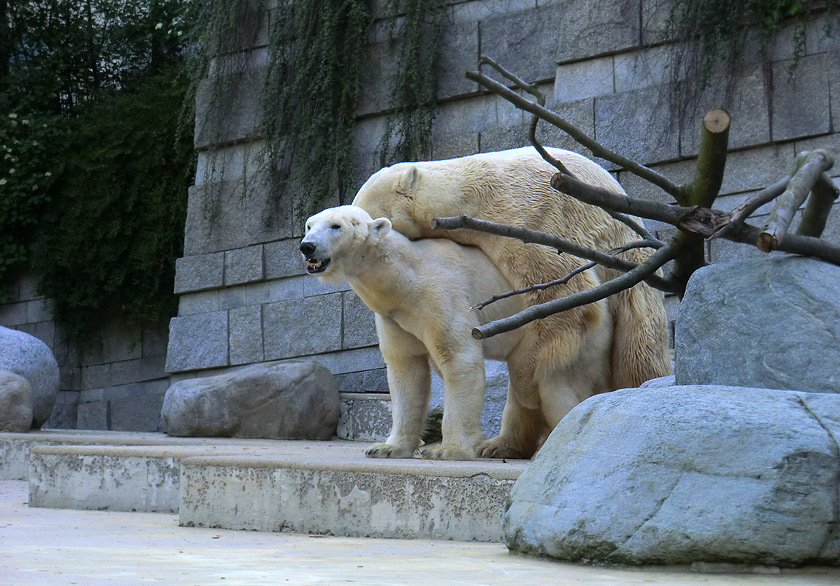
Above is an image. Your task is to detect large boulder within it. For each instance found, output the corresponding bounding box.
[0,326,59,428]
[0,370,34,433]
[162,361,340,439]
[675,256,840,392]
[503,385,840,566]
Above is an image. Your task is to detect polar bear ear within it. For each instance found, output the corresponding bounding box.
[369,217,392,241]
[395,165,420,197]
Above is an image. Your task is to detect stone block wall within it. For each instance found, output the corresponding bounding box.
[169,0,840,393]
[0,274,170,429]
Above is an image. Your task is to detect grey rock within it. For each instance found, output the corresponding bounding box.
[675,256,840,392]
[503,385,840,566]
[0,370,33,433]
[162,361,340,440]
[0,326,59,428]
[639,374,676,388]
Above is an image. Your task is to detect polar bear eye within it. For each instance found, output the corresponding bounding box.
[331,224,341,230]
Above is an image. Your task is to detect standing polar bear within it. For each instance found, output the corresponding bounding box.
[353,147,671,458]
[301,205,609,459]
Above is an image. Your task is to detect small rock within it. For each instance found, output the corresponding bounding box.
[0,326,59,428]
[0,370,34,433]
[503,385,840,566]
[675,256,840,392]
[162,361,340,440]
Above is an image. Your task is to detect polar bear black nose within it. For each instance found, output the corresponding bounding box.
[300,242,316,256]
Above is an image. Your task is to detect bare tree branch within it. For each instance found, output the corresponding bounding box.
[465,65,683,201]
[708,176,789,241]
[551,173,693,225]
[431,214,682,294]
[470,240,663,312]
[796,172,838,238]
[472,240,682,340]
[757,150,834,252]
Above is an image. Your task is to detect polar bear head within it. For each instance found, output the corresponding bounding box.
[352,162,465,239]
[300,205,392,284]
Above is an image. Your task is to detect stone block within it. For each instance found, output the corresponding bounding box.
[357,41,392,118]
[17,273,41,300]
[334,368,389,393]
[178,290,220,315]
[174,252,225,294]
[100,321,143,364]
[76,400,108,430]
[107,379,169,432]
[0,302,27,327]
[218,286,248,311]
[202,0,271,55]
[613,46,674,93]
[342,292,378,349]
[477,95,530,153]
[59,366,81,392]
[595,85,680,165]
[194,66,266,150]
[162,361,339,440]
[554,58,614,104]
[480,4,563,84]
[25,299,53,323]
[81,364,111,391]
[772,54,830,142]
[142,321,170,358]
[265,238,307,279]
[676,256,840,392]
[450,0,536,25]
[438,19,480,99]
[503,385,840,566]
[555,0,641,63]
[165,311,230,373]
[0,326,59,428]
[268,276,305,302]
[640,0,674,45]
[195,141,265,186]
[680,64,771,156]
[430,99,480,160]
[44,403,78,430]
[224,244,264,285]
[110,355,167,386]
[229,305,264,365]
[303,275,351,297]
[305,347,386,376]
[263,295,342,360]
[535,97,595,154]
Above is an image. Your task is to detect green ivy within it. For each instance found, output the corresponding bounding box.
[30,67,194,340]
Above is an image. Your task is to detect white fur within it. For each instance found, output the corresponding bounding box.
[301,205,537,460]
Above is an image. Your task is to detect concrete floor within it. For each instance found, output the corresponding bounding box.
[1,481,839,586]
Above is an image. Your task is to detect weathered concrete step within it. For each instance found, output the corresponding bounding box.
[178,454,522,542]
[5,432,527,542]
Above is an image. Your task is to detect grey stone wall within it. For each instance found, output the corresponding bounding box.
[168,0,840,391]
[0,274,170,429]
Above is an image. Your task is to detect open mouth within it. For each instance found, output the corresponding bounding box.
[306,258,330,274]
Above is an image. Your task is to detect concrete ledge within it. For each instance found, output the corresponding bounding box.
[179,454,522,541]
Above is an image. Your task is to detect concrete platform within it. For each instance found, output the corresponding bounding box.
[3,480,839,586]
[3,431,526,541]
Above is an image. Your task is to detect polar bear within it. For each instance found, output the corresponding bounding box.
[300,205,612,459]
[352,147,671,458]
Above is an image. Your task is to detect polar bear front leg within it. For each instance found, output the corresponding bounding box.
[366,316,431,459]
[419,344,486,460]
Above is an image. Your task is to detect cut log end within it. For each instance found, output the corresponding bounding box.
[703,108,731,134]
[756,232,778,253]
[471,327,484,340]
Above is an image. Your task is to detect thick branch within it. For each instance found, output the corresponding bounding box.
[431,215,681,294]
[551,173,692,225]
[466,65,683,200]
[796,172,838,238]
[757,150,834,252]
[472,240,681,340]
[736,222,840,265]
[470,240,662,311]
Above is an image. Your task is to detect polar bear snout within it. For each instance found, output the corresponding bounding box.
[299,240,331,274]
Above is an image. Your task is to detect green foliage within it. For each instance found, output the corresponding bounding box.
[31,67,194,339]
[378,0,447,166]
[0,108,62,300]
[264,0,371,213]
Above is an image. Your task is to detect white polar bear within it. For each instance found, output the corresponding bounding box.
[300,205,612,459]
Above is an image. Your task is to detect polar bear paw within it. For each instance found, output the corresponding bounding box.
[419,443,475,461]
[364,443,414,459]
[477,437,531,459]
